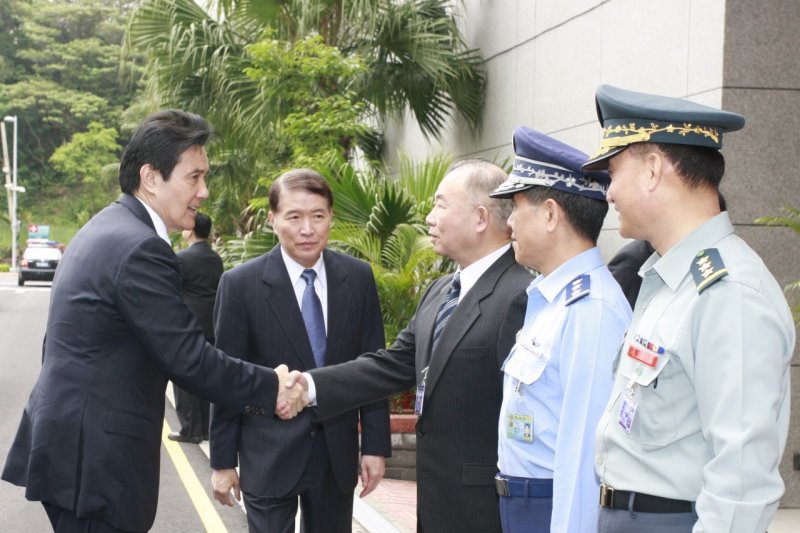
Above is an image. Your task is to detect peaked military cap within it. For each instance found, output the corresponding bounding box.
[582,84,746,171]
[490,126,610,201]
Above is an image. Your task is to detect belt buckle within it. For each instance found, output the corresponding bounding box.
[599,483,615,508]
[495,475,511,497]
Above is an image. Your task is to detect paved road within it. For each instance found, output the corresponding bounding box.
[0,273,248,532]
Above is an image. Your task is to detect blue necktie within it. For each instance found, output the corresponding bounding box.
[301,269,326,367]
[431,272,461,351]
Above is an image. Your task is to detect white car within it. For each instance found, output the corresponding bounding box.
[18,245,61,286]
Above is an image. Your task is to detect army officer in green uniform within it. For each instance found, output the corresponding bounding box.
[583,85,795,533]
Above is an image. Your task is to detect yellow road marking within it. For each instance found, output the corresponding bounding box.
[162,421,227,532]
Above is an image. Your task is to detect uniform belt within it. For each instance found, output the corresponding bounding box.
[495,475,553,498]
[599,483,693,513]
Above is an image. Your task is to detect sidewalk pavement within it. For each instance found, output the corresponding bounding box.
[353,479,800,533]
[353,478,416,533]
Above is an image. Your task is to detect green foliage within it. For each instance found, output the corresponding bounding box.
[125,0,485,232]
[244,33,372,169]
[0,263,9,273]
[0,0,143,223]
[50,121,120,218]
[755,205,800,324]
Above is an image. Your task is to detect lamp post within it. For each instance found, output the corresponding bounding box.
[3,116,20,272]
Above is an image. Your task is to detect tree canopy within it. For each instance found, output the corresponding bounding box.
[0,0,143,222]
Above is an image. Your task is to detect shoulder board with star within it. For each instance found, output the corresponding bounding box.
[564,274,590,305]
[691,248,728,294]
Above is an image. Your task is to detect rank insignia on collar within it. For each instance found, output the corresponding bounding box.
[691,248,728,294]
[565,274,590,305]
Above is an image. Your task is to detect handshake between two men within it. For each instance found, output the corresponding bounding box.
[273,365,310,419]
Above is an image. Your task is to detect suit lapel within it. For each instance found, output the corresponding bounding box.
[424,249,516,397]
[322,250,350,366]
[117,193,156,232]
[261,247,318,371]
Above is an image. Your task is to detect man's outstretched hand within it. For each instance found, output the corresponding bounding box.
[274,364,308,419]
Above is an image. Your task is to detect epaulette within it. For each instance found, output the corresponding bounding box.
[564,274,590,305]
[691,248,728,294]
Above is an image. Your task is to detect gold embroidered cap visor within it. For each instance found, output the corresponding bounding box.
[582,84,745,171]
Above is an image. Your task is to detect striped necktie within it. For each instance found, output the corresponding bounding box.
[301,269,326,367]
[431,272,461,352]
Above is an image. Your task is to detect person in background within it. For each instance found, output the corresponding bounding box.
[490,126,631,532]
[169,211,224,443]
[209,169,390,533]
[584,84,795,532]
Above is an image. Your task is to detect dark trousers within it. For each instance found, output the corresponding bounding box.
[242,431,354,533]
[174,385,209,438]
[43,503,138,533]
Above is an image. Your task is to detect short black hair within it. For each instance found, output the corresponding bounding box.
[193,212,212,239]
[269,168,333,213]
[628,143,725,189]
[119,109,212,194]
[520,186,609,243]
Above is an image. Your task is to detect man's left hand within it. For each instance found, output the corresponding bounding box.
[359,455,386,497]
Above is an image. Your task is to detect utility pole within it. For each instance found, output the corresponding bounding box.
[3,116,24,272]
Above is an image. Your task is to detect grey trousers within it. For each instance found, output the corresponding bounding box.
[597,506,697,532]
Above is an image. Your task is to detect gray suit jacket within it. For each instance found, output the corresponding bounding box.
[312,248,532,533]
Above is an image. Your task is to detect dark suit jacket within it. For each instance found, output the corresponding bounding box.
[176,240,223,340]
[607,239,655,308]
[311,248,532,533]
[1,194,279,532]
[209,245,391,497]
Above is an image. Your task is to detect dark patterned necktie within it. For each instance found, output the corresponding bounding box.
[301,269,326,367]
[431,272,461,351]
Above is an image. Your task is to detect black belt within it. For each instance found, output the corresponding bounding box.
[600,483,693,514]
[495,475,553,498]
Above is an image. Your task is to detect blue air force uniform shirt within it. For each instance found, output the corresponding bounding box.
[498,247,631,532]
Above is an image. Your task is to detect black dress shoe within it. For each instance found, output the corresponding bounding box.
[167,432,203,444]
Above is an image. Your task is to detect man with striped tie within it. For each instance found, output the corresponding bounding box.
[288,160,533,532]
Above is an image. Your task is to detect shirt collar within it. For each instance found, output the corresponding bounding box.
[458,244,511,298]
[280,246,327,288]
[651,212,734,291]
[529,247,604,302]
[133,195,171,245]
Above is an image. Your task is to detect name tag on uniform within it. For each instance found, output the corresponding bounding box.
[414,381,425,415]
[506,412,534,443]
[618,394,637,434]
[627,344,659,368]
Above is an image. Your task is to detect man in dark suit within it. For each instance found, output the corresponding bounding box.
[287,160,533,533]
[1,110,305,533]
[169,212,224,443]
[209,169,391,533]
[607,239,655,308]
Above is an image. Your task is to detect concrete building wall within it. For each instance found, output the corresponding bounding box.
[384,0,800,505]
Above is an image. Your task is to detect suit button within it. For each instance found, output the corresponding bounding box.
[310,431,316,438]
[417,429,425,438]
